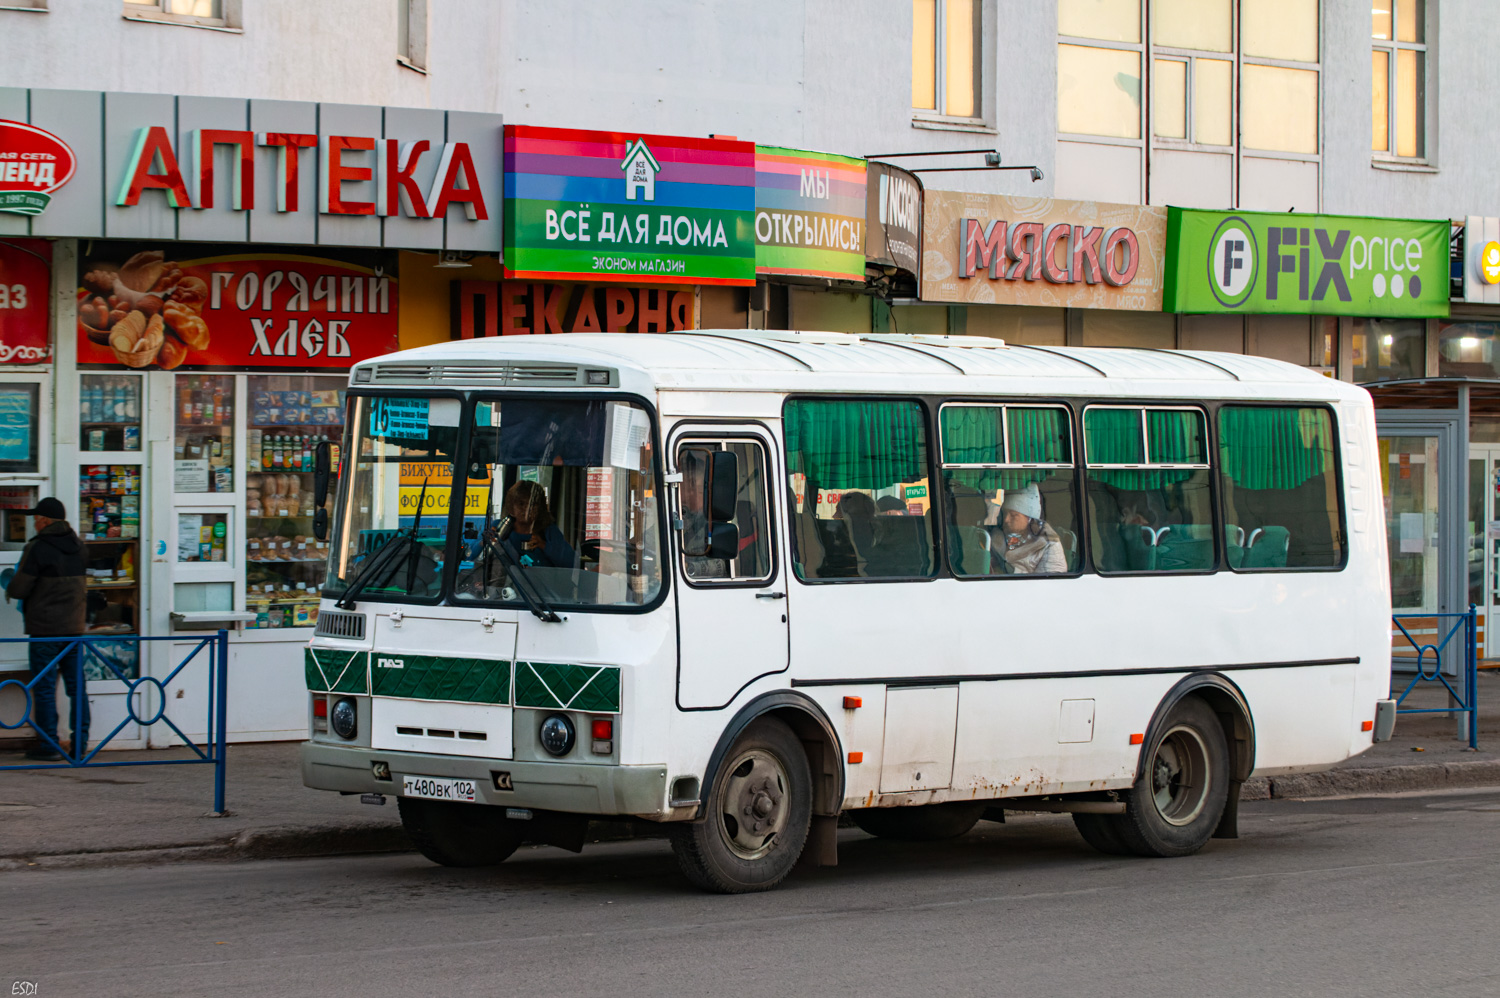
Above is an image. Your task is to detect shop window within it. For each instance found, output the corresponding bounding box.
[174,375,234,494]
[938,404,1080,577]
[1218,406,1342,570]
[1351,317,1424,383]
[1372,0,1426,159]
[1438,321,1500,379]
[78,464,141,672]
[0,381,41,472]
[912,0,983,120]
[676,440,774,584]
[176,511,229,563]
[784,398,937,580]
[80,374,142,454]
[1084,406,1214,573]
[245,375,345,629]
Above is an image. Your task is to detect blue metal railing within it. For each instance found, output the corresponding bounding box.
[0,630,229,813]
[1392,606,1479,750]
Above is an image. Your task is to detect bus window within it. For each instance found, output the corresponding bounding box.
[1218,406,1343,569]
[676,439,774,584]
[1084,406,1214,574]
[783,398,937,580]
[938,404,1080,576]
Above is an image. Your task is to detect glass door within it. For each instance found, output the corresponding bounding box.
[1475,447,1500,660]
[1384,435,1442,614]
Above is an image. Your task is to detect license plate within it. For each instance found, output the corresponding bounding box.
[401,775,478,802]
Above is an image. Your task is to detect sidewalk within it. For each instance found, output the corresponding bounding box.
[1,673,1496,870]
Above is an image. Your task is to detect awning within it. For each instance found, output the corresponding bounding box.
[1361,377,1500,414]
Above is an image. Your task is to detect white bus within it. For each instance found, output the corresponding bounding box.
[300,330,1394,893]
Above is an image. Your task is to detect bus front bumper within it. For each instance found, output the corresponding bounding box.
[300,741,671,818]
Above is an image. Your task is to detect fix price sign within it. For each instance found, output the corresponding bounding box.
[1164,207,1450,317]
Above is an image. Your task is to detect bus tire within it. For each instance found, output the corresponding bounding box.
[1115,696,1230,858]
[1072,812,1134,856]
[848,802,985,841]
[397,797,525,868]
[669,717,812,894]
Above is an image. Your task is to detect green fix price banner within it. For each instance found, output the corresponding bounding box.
[1163,207,1449,318]
[503,125,756,287]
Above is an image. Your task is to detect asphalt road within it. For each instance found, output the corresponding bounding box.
[7,788,1500,998]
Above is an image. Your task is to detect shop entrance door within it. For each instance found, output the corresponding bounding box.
[1469,445,1500,659]
[1377,416,1465,673]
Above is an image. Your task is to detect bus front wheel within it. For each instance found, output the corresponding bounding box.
[669,717,812,894]
[397,797,525,867]
[1104,696,1230,858]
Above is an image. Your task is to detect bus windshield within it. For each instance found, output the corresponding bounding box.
[325,393,662,609]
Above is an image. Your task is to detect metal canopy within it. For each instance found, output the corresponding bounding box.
[1363,377,1500,413]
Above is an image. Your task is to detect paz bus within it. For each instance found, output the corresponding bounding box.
[300,330,1394,893]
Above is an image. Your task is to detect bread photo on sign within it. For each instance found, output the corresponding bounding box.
[78,250,214,368]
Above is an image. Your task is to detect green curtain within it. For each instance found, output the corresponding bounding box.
[1147,409,1205,464]
[1008,407,1071,463]
[939,406,1003,464]
[1086,407,1198,491]
[785,399,928,490]
[1219,406,1330,491]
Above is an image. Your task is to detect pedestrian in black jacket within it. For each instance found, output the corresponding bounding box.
[5,497,87,761]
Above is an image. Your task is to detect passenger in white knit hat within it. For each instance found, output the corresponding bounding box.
[997,483,1067,574]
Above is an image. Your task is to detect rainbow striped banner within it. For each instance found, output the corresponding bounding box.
[503,125,756,286]
[754,146,867,281]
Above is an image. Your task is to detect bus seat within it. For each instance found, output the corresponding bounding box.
[1224,524,1245,569]
[1117,524,1157,571]
[1054,525,1079,570]
[952,525,992,575]
[1157,534,1213,571]
[1244,525,1290,568]
[873,515,933,576]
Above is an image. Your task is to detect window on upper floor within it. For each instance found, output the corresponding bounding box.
[1057,0,1320,154]
[1372,0,1427,159]
[912,0,983,121]
[398,0,428,73]
[123,0,237,29]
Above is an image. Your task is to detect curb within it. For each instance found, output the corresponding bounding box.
[1241,758,1500,800]
[6,761,1499,871]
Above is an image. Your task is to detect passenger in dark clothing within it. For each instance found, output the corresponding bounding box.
[5,497,88,761]
[502,481,577,568]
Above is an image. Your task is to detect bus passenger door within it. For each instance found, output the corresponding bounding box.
[672,430,789,710]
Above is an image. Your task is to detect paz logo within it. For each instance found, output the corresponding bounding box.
[1207,215,1258,308]
[1481,240,1500,286]
[620,138,660,202]
[0,120,76,216]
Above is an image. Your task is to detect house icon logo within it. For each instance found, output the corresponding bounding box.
[621,138,660,202]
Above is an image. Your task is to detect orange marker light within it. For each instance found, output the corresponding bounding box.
[848,751,864,763]
[1362,720,1374,732]
[1129,733,1144,745]
[843,696,862,709]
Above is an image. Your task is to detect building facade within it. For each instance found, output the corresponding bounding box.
[0,0,1490,743]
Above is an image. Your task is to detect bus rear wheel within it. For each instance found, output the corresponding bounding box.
[1106,697,1230,858]
[849,802,986,841]
[669,718,812,894]
[397,797,525,867]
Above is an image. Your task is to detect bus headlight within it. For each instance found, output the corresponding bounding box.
[330,697,358,740]
[539,713,575,756]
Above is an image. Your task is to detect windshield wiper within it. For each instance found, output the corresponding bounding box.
[403,477,431,595]
[335,478,432,610]
[477,516,563,623]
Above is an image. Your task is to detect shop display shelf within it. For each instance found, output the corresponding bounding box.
[86,580,138,589]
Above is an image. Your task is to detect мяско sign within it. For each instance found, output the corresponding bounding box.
[1164,207,1450,318]
[0,120,76,216]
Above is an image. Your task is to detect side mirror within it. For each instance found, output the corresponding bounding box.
[707,449,738,522]
[313,507,329,542]
[706,521,739,560]
[313,440,332,507]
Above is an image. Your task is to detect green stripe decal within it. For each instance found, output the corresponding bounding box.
[515,662,621,713]
[304,649,369,695]
[369,654,512,704]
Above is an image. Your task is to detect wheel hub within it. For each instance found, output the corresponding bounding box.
[719,750,789,859]
[1150,724,1211,827]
